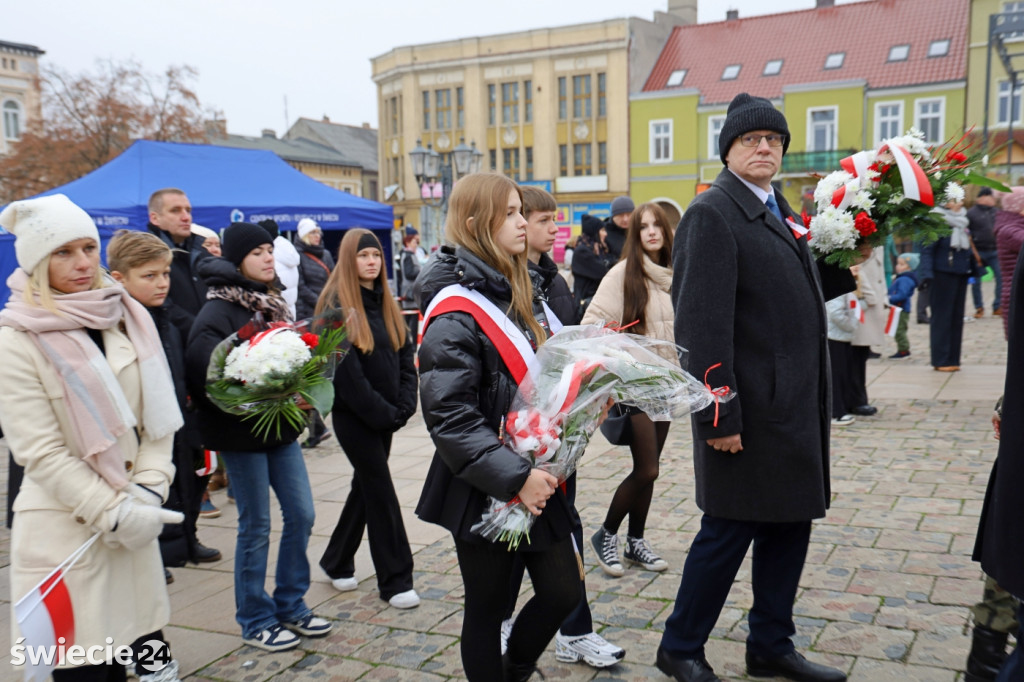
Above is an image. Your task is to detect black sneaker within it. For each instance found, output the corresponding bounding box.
[624,536,668,571]
[889,350,910,359]
[591,527,624,577]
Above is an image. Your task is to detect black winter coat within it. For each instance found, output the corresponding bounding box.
[295,241,335,320]
[148,301,202,450]
[414,246,574,546]
[147,224,210,324]
[602,218,628,261]
[185,258,303,452]
[974,248,1024,596]
[673,169,854,523]
[333,285,418,431]
[528,253,574,328]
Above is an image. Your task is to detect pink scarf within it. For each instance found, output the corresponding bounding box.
[0,269,183,489]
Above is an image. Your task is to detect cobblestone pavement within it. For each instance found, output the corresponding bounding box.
[0,291,1011,681]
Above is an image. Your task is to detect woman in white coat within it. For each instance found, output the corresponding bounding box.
[0,194,183,682]
[582,202,677,578]
[848,247,887,416]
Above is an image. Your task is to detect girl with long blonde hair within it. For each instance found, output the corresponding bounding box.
[415,174,579,681]
[316,229,420,608]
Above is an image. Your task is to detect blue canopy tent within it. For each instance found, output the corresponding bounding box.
[0,139,394,303]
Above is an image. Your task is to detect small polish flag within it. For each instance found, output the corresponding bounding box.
[196,449,218,477]
[885,306,903,336]
[14,533,99,682]
[850,298,865,324]
[786,217,809,240]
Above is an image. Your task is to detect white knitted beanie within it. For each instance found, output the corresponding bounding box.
[0,194,99,274]
[297,218,319,240]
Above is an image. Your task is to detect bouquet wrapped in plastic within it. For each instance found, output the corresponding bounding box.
[472,324,735,549]
[205,308,352,440]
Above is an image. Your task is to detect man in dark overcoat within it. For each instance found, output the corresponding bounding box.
[973,247,1024,681]
[656,93,854,682]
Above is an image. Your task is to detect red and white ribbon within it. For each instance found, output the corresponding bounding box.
[786,217,809,240]
[833,140,934,210]
[850,298,865,324]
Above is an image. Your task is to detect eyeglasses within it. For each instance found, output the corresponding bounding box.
[739,133,787,148]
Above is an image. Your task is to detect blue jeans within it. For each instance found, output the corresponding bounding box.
[221,441,316,638]
[971,249,1003,311]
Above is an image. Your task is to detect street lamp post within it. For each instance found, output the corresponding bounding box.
[409,137,483,247]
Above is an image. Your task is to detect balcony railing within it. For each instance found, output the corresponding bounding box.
[781,149,856,174]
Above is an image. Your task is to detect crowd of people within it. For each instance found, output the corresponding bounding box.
[0,90,1020,682]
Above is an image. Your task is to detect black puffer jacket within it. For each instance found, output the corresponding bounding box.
[414,245,573,547]
[185,258,303,452]
[332,284,418,431]
[529,252,574,328]
[295,241,335,320]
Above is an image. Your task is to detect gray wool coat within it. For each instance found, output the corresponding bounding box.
[673,169,855,523]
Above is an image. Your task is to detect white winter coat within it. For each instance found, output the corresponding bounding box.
[0,324,175,659]
[274,235,301,319]
[851,247,887,347]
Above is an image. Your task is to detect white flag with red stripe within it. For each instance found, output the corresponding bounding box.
[885,306,903,336]
[850,298,865,324]
[15,533,99,682]
[196,449,218,477]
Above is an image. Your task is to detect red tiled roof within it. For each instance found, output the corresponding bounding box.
[643,0,969,104]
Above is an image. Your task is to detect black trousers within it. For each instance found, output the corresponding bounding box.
[827,339,853,418]
[319,411,413,600]
[456,534,579,681]
[504,474,592,635]
[845,345,870,409]
[660,514,811,660]
[928,271,969,367]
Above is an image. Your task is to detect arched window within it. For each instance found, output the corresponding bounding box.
[3,100,23,141]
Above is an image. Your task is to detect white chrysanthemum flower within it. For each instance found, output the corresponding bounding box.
[814,171,855,207]
[866,168,881,182]
[888,193,905,205]
[852,190,875,211]
[983,154,989,166]
[944,182,965,204]
[224,329,312,386]
[809,206,858,257]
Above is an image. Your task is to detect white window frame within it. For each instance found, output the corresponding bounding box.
[874,100,904,146]
[807,106,838,151]
[649,118,673,164]
[763,59,783,76]
[915,97,945,143]
[887,45,910,62]
[824,52,845,69]
[666,69,686,87]
[998,80,1023,125]
[928,39,950,57]
[708,115,726,160]
[721,64,740,80]
[2,99,22,141]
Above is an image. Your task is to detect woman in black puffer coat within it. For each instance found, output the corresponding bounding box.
[315,228,420,609]
[295,222,335,321]
[414,174,579,681]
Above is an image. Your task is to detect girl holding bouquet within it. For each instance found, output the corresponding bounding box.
[415,173,580,681]
[582,202,676,577]
[185,222,331,651]
[0,195,184,680]
[315,228,420,609]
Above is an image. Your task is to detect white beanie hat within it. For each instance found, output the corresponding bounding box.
[0,194,99,274]
[190,223,219,241]
[297,218,319,239]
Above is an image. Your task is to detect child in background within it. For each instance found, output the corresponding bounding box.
[888,253,920,359]
[826,286,860,426]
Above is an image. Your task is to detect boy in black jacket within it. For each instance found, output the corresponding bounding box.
[108,230,222,569]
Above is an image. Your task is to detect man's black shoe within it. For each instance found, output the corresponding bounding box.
[164,567,174,584]
[867,351,882,359]
[850,404,877,416]
[655,647,721,682]
[746,651,846,682]
[194,543,223,563]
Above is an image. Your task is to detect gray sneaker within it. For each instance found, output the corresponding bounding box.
[624,536,668,571]
[591,527,624,577]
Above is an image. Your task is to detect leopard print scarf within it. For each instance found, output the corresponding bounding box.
[206,284,293,322]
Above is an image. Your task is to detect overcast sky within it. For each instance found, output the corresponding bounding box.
[6,0,867,138]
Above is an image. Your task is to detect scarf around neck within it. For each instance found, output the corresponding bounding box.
[206,282,293,322]
[0,269,183,489]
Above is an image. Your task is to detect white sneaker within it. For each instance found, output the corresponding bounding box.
[331,576,358,592]
[242,623,300,652]
[388,589,421,609]
[500,617,514,655]
[831,414,856,426]
[555,631,626,668]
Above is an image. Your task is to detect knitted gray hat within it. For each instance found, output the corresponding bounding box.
[719,93,791,164]
[223,222,273,266]
[610,196,635,217]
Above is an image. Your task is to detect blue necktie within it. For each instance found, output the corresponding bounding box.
[765,194,784,223]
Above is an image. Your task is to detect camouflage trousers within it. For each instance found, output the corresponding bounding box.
[970,573,1020,634]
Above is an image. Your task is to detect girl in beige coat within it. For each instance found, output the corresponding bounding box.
[582,202,677,578]
[0,194,183,682]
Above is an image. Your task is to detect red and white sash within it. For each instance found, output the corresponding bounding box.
[421,284,540,385]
